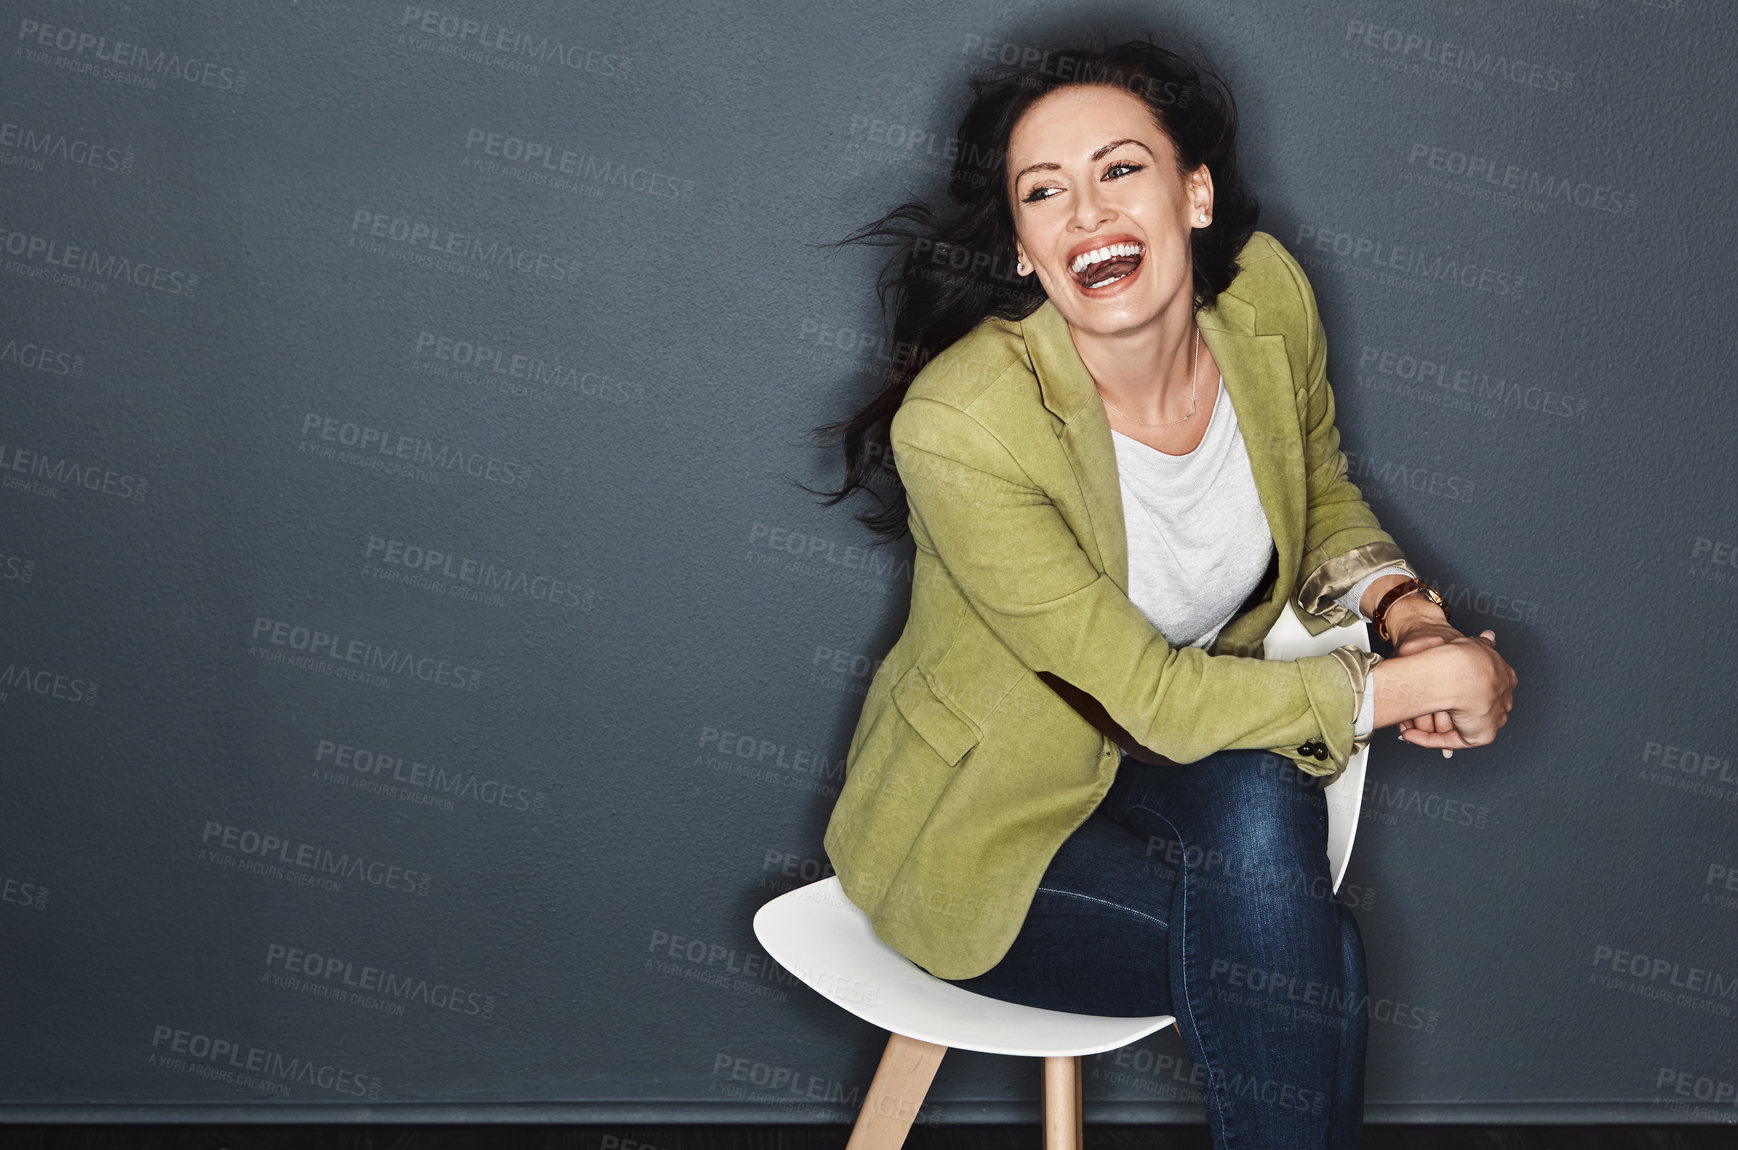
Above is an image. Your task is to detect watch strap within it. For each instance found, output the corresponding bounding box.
[1372,577,1450,641]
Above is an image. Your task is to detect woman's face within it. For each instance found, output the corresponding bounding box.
[1005,84,1211,339]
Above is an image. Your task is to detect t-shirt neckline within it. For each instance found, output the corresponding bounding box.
[1109,374,1226,461]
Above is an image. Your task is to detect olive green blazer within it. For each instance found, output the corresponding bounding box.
[822,230,1415,980]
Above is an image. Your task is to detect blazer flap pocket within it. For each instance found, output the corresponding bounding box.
[891,666,981,766]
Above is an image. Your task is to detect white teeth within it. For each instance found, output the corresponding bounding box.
[1070,241,1143,275]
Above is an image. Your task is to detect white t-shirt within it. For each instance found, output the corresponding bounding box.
[1111,376,1403,737]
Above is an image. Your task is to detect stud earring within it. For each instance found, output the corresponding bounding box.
[1199,212,1209,223]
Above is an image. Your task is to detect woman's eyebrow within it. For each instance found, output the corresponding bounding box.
[1012,138,1156,183]
[1092,137,1153,162]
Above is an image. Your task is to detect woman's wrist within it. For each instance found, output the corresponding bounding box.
[1358,572,1450,642]
[1369,648,1460,730]
[1356,572,1414,621]
[1383,593,1450,642]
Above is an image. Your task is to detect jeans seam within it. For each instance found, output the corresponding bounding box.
[1032,885,1169,931]
[1128,799,1234,1147]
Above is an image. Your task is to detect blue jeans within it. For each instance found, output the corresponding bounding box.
[942,748,1367,1150]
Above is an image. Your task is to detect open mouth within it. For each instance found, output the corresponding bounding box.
[1069,241,1144,290]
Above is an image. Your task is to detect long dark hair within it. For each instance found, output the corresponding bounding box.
[807,34,1261,543]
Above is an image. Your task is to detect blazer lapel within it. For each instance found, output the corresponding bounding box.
[1200,301,1304,617]
[1021,300,1129,587]
[1019,291,1304,605]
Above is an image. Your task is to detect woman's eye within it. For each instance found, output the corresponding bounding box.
[1021,162,1139,202]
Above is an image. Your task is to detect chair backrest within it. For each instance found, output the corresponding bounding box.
[1258,600,1370,893]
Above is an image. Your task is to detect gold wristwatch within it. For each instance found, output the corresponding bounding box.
[1372,577,1450,642]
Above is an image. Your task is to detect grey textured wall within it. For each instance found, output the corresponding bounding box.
[2,0,1734,1127]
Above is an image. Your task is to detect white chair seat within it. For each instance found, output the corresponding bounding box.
[754,876,1175,1058]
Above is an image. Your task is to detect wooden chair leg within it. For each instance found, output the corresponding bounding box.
[845,1032,947,1150]
[1042,1054,1083,1150]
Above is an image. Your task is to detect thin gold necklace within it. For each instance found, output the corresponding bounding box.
[1097,325,1201,428]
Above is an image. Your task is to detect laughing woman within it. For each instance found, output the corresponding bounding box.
[811,36,1515,1150]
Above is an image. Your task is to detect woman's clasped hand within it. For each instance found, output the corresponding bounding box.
[1374,621,1517,756]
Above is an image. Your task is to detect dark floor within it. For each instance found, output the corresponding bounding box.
[3,1125,1737,1149]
